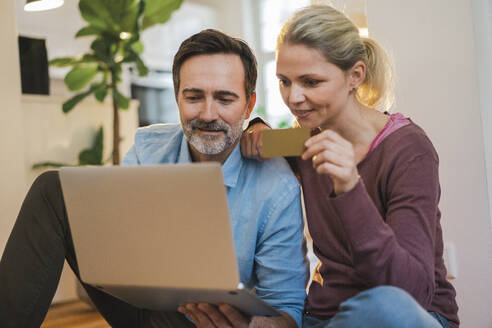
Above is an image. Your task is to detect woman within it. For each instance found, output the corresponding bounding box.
[242,4,459,328]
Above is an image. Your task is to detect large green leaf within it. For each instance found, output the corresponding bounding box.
[62,83,104,113]
[121,44,148,76]
[130,40,144,54]
[32,161,70,169]
[62,90,93,113]
[79,0,140,35]
[113,89,130,109]
[64,65,99,91]
[75,25,102,38]
[142,0,183,30]
[49,57,77,67]
[119,0,140,33]
[79,0,116,33]
[78,126,104,165]
[80,54,99,63]
[90,39,111,61]
[50,54,99,69]
[94,84,109,102]
[135,56,148,76]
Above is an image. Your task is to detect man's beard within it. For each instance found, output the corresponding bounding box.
[182,116,245,155]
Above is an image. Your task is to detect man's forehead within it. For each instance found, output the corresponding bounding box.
[178,53,245,95]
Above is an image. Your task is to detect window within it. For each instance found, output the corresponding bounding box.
[253,0,311,128]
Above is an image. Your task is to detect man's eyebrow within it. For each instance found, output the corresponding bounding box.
[182,88,204,94]
[213,90,239,98]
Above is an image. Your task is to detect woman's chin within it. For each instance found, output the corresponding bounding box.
[295,117,319,130]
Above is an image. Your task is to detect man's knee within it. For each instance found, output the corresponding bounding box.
[26,170,64,205]
[21,170,66,230]
[31,170,61,193]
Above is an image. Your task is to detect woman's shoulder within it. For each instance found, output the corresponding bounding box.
[376,119,439,163]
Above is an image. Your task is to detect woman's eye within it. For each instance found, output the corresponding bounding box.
[305,79,321,87]
[279,79,290,87]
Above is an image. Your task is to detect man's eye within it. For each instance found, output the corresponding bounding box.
[219,98,234,104]
[186,96,201,101]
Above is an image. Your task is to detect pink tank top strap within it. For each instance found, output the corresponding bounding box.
[367,113,410,153]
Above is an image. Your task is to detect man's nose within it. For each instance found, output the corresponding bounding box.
[288,84,306,105]
[199,99,219,121]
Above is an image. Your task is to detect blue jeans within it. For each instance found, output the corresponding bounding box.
[303,286,451,328]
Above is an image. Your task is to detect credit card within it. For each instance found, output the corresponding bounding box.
[262,127,311,158]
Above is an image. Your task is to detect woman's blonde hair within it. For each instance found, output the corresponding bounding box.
[277,4,394,111]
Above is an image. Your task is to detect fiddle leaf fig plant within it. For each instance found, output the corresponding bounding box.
[50,0,183,164]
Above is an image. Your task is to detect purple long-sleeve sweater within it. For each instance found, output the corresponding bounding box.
[291,121,459,327]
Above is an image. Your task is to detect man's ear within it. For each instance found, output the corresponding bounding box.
[349,61,366,90]
[244,93,256,119]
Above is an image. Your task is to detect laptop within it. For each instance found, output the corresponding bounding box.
[59,163,280,317]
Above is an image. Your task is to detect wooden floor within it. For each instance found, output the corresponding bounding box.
[42,300,109,328]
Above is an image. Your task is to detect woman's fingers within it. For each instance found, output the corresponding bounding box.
[240,123,270,161]
[248,130,263,161]
[240,132,249,159]
[302,139,346,161]
[305,129,350,148]
[253,131,264,161]
[301,129,360,194]
[302,130,347,160]
[312,149,353,170]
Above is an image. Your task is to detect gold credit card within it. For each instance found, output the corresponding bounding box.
[262,127,311,158]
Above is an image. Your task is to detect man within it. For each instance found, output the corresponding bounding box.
[0,29,307,328]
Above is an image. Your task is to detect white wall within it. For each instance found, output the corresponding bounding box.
[2,1,139,304]
[22,96,138,186]
[473,0,492,231]
[0,0,26,254]
[367,1,492,327]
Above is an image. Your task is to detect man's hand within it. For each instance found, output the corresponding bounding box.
[178,303,249,328]
[178,303,297,328]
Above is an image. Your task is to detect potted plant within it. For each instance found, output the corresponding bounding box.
[50,0,183,165]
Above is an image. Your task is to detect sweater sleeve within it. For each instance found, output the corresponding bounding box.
[329,152,439,308]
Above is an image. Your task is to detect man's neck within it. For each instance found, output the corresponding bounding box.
[188,139,239,164]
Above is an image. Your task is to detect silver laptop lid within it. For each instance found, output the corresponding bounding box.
[59,163,239,291]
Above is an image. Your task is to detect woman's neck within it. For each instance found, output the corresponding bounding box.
[320,101,389,162]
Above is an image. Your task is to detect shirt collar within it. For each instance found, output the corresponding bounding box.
[221,143,243,188]
[177,136,243,188]
[177,135,193,164]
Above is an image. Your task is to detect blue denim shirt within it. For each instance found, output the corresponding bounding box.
[122,123,307,326]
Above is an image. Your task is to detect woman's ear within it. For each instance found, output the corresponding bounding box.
[349,61,366,89]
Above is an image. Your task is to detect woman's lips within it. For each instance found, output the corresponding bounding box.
[292,109,314,119]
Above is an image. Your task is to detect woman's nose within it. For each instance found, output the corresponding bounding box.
[288,84,306,105]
